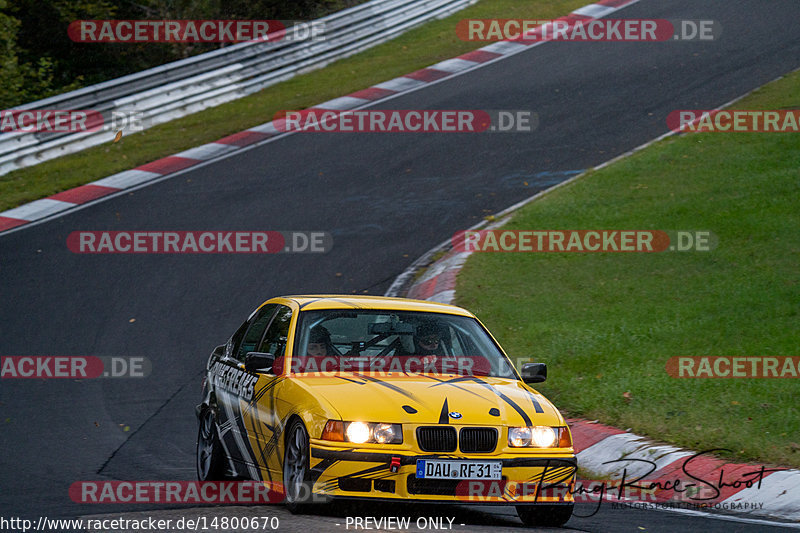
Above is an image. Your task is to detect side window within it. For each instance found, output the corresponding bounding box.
[226,321,249,360]
[235,304,278,362]
[257,305,293,357]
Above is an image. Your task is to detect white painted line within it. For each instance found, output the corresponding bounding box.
[374,77,428,92]
[480,41,529,55]
[573,4,617,18]
[430,58,479,73]
[174,143,238,161]
[314,96,370,110]
[92,169,161,189]
[1,199,76,221]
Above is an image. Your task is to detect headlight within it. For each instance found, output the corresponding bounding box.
[531,426,557,447]
[346,422,371,443]
[373,423,401,444]
[322,420,403,444]
[508,426,531,447]
[508,426,570,448]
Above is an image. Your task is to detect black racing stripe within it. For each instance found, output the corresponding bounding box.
[352,373,421,402]
[335,376,368,385]
[438,398,449,424]
[218,387,263,479]
[433,376,534,426]
[427,375,494,401]
[244,376,284,476]
[308,458,338,484]
[523,389,545,414]
[348,463,392,478]
[252,375,282,401]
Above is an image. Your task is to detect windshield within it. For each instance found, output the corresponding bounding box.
[291,310,518,378]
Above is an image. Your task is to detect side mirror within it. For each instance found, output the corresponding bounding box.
[521,363,547,384]
[245,352,275,373]
[212,344,225,357]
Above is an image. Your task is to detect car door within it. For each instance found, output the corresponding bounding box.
[245,304,294,476]
[214,303,277,477]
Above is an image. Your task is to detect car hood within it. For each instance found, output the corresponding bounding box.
[290,374,564,427]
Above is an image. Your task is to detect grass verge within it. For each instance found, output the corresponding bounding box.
[457,69,800,467]
[0,0,587,212]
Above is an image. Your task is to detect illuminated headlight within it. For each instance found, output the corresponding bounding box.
[322,420,403,444]
[508,426,569,448]
[346,421,371,444]
[531,426,557,447]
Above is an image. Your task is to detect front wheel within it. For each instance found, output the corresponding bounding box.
[196,407,226,481]
[516,504,574,527]
[283,418,312,513]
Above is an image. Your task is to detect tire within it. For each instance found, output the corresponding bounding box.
[283,418,313,514]
[516,504,574,527]
[196,407,227,481]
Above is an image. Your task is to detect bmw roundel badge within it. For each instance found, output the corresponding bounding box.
[448,411,462,419]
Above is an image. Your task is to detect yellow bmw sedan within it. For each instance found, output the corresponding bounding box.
[196,295,576,527]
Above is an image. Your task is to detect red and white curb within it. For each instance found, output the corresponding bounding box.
[568,419,800,521]
[0,0,641,236]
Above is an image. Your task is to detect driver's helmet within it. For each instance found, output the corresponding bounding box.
[414,321,444,355]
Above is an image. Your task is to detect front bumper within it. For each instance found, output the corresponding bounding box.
[308,442,577,504]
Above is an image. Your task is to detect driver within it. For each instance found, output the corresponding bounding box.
[307,325,332,357]
[412,321,444,357]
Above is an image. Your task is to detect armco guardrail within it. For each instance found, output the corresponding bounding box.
[0,0,476,176]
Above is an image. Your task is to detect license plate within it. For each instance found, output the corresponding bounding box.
[416,460,501,480]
